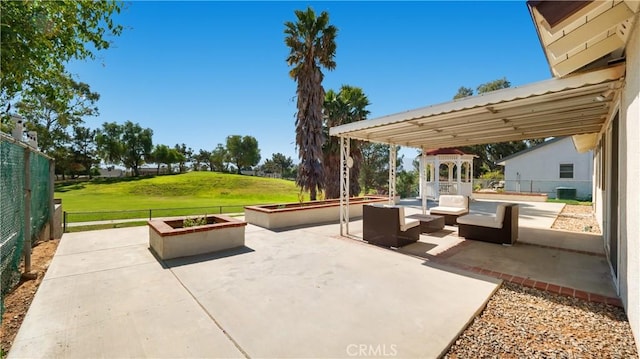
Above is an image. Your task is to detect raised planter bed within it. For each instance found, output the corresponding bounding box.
[148,215,247,260]
[245,196,388,230]
[472,191,548,202]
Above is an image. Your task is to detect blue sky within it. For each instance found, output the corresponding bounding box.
[67,1,551,167]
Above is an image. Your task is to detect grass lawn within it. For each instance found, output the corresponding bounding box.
[547,198,593,205]
[56,172,301,222]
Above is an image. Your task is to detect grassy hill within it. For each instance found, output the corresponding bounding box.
[56,172,301,221]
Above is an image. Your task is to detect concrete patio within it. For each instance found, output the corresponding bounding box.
[8,199,618,358]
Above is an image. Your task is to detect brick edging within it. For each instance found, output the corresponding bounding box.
[462,265,622,307]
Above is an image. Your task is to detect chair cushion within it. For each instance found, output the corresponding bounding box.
[457,214,503,229]
[400,220,420,232]
[438,195,467,209]
[495,204,507,223]
[430,206,468,215]
[398,206,406,226]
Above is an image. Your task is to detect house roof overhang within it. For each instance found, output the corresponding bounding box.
[329,64,625,151]
[527,0,639,78]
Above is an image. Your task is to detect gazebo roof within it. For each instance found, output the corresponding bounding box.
[425,148,467,156]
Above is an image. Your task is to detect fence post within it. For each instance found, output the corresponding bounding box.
[219,206,222,214]
[49,158,55,240]
[149,209,152,220]
[23,148,33,276]
[63,211,67,233]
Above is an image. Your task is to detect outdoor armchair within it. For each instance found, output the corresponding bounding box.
[363,204,420,247]
[457,203,519,245]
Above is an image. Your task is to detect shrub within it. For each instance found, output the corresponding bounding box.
[183,216,207,228]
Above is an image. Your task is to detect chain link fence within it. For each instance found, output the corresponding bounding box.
[63,205,250,231]
[473,178,592,200]
[1,134,53,316]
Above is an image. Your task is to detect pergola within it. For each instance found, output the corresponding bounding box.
[329,64,625,236]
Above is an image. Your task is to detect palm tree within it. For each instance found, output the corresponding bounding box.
[323,85,370,199]
[285,7,337,200]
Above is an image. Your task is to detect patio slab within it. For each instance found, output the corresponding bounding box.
[9,224,500,359]
[9,227,242,358]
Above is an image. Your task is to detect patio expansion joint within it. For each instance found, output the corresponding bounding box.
[42,260,158,281]
[167,267,251,359]
[54,242,146,257]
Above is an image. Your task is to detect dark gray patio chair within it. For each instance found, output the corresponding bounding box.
[363,204,420,247]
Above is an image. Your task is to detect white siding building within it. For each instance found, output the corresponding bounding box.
[497,137,593,199]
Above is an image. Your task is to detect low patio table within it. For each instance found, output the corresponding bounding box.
[406,214,445,234]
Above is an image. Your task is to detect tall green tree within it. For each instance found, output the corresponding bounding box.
[51,146,73,180]
[270,153,295,178]
[173,143,193,173]
[16,73,99,154]
[210,144,229,172]
[150,144,181,174]
[70,125,98,178]
[150,144,168,174]
[285,6,337,200]
[453,86,474,100]
[1,1,122,113]
[260,159,280,174]
[397,170,418,198]
[193,149,212,171]
[96,121,153,176]
[360,143,391,195]
[477,78,510,93]
[95,122,124,165]
[122,122,153,176]
[322,85,370,198]
[226,135,261,174]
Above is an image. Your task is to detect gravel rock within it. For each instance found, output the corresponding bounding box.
[444,282,638,358]
[552,204,601,234]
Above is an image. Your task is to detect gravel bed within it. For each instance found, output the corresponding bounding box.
[445,205,636,358]
[444,282,638,358]
[552,204,601,234]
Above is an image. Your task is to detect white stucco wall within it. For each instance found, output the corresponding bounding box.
[620,15,640,350]
[502,137,593,198]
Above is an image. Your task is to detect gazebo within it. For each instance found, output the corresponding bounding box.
[418,148,475,200]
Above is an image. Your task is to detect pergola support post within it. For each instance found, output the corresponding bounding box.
[456,158,462,195]
[389,145,396,205]
[339,137,350,236]
[434,157,440,198]
[421,149,427,214]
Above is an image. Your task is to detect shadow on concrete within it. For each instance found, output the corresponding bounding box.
[266,217,364,233]
[161,246,256,268]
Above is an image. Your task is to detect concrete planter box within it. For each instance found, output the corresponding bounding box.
[148,215,247,260]
[472,191,548,202]
[244,196,388,230]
